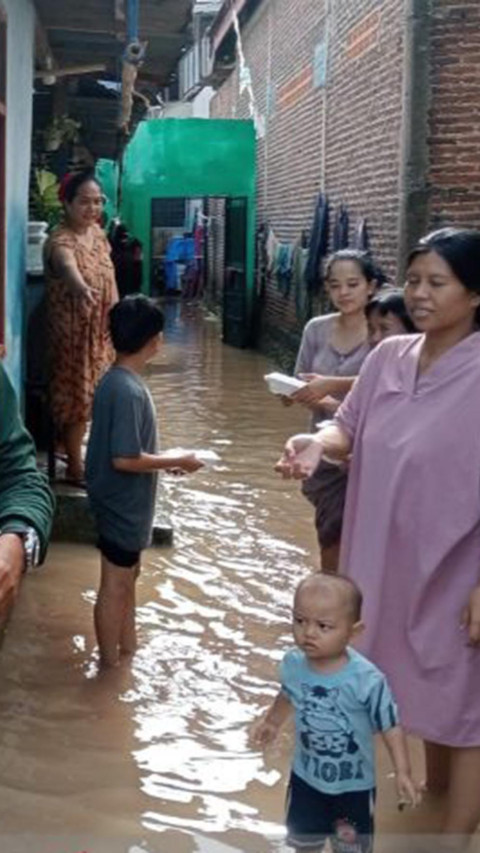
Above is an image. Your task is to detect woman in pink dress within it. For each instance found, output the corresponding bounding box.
[277,228,480,848]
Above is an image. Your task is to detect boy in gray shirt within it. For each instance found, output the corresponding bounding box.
[86,295,202,668]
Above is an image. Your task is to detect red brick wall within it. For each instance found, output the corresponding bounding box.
[211,0,406,349]
[324,0,405,284]
[428,0,480,230]
[210,0,480,354]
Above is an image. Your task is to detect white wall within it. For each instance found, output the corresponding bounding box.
[3,0,35,393]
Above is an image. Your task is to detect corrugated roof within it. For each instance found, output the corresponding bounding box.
[34,0,192,87]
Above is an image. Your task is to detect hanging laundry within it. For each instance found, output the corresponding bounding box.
[356,218,370,251]
[293,244,310,322]
[304,193,330,294]
[266,227,279,274]
[275,242,294,297]
[333,204,349,250]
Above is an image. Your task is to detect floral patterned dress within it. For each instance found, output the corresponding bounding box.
[44,224,118,427]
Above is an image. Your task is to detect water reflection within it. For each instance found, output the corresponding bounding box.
[0,305,428,851]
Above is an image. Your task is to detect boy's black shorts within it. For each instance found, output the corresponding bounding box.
[286,771,375,852]
[97,536,140,568]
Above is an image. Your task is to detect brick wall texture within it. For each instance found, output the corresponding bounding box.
[210,0,480,351]
[429,0,480,229]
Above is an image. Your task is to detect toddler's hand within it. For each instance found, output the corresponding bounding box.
[249,717,279,748]
[396,771,422,809]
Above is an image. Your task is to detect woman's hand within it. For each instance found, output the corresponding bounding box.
[461,585,480,645]
[275,433,323,479]
[292,374,341,410]
[73,283,97,308]
[319,395,340,416]
[292,374,328,408]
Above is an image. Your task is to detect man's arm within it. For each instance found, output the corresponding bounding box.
[0,364,55,560]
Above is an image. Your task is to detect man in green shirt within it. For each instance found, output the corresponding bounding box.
[0,363,55,631]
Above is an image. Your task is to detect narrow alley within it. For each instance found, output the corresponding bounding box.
[0,305,441,853]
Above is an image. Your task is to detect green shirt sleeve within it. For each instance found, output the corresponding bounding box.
[0,364,55,561]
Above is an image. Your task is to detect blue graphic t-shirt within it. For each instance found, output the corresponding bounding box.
[280,647,399,794]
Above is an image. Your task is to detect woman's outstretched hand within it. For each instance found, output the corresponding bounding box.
[274,433,324,479]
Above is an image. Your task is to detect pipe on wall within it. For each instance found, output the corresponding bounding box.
[396,0,432,278]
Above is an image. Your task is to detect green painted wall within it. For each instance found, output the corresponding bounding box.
[118,118,256,327]
[96,159,119,227]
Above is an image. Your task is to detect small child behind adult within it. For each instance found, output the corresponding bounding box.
[86,295,204,669]
[251,573,421,853]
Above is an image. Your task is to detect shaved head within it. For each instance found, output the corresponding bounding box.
[295,573,363,622]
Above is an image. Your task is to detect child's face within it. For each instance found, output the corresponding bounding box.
[145,332,163,362]
[367,309,407,348]
[326,261,374,316]
[292,586,358,665]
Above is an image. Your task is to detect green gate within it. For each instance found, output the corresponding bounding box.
[99,118,256,346]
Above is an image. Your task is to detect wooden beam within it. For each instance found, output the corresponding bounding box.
[114,0,126,40]
[46,25,187,41]
[211,0,248,54]
[34,11,56,71]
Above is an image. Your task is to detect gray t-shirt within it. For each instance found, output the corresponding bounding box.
[295,313,370,428]
[86,366,158,551]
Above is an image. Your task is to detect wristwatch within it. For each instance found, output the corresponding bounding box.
[0,525,41,573]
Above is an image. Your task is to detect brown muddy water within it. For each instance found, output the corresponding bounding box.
[0,305,447,852]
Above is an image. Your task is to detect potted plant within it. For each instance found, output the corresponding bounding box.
[43,115,81,152]
[30,169,62,230]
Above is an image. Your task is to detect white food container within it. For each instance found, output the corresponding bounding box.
[264,372,306,396]
[163,448,220,469]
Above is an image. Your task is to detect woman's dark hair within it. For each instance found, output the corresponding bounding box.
[109,295,164,354]
[365,288,416,333]
[62,169,100,204]
[408,228,480,324]
[324,249,379,285]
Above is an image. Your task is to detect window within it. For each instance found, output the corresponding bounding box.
[0,7,6,356]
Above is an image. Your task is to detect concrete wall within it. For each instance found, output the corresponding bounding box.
[3,0,35,394]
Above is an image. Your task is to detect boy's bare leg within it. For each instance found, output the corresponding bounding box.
[120,562,139,657]
[94,555,132,668]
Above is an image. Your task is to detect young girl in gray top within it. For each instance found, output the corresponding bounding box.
[292,250,378,571]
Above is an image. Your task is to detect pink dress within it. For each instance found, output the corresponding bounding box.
[336,333,480,747]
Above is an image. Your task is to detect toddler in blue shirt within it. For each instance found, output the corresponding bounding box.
[252,573,420,852]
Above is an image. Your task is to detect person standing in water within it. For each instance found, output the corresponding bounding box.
[277,229,480,850]
[86,296,203,668]
[252,573,419,852]
[289,250,377,571]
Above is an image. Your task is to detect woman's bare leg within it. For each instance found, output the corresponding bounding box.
[320,541,341,574]
[441,746,480,848]
[63,420,87,480]
[425,740,451,794]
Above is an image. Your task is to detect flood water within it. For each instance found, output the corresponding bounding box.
[0,304,446,852]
